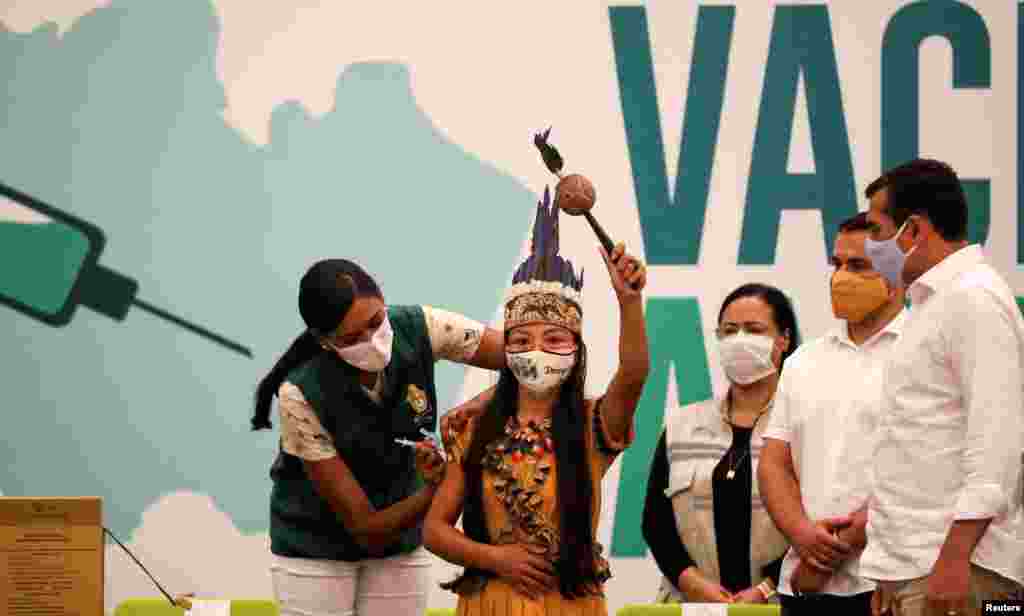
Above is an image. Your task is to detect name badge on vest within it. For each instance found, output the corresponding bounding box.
[405,384,433,430]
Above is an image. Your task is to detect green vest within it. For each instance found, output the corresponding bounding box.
[269,305,438,561]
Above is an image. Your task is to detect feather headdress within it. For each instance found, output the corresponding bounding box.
[503,185,584,333]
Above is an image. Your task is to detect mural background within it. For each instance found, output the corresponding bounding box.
[0,1,1019,612]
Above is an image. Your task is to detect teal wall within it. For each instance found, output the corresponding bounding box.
[0,0,528,538]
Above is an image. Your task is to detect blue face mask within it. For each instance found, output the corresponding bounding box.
[863,219,917,288]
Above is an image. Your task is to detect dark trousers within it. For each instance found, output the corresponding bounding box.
[780,590,873,616]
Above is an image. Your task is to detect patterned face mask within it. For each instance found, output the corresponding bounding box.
[505,349,576,395]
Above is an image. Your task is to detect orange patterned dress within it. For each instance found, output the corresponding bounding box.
[441,399,633,616]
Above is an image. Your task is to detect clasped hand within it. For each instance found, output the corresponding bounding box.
[678,567,770,604]
[794,516,854,573]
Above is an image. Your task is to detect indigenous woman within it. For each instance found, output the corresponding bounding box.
[424,189,649,615]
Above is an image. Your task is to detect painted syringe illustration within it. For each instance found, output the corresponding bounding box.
[0,181,251,358]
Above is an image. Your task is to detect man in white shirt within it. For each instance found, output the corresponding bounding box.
[859,159,1024,616]
[760,212,907,615]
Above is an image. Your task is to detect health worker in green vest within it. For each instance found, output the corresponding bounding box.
[252,258,504,616]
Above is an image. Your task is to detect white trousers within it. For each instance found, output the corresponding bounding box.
[270,547,432,616]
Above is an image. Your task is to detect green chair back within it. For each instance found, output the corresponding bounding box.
[114,599,278,616]
[727,605,781,616]
[617,604,781,616]
[617,605,682,616]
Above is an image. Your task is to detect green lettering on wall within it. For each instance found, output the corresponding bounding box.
[739,6,857,264]
[609,6,734,265]
[610,297,713,556]
[882,0,991,244]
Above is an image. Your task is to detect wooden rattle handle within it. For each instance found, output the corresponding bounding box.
[584,211,639,291]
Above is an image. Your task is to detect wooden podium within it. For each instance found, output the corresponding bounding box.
[0,497,103,616]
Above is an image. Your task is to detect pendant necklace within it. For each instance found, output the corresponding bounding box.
[725,448,749,480]
[724,394,773,480]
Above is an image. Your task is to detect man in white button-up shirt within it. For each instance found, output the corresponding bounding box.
[760,212,907,616]
[859,160,1024,616]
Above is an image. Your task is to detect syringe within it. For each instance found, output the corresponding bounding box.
[0,181,251,357]
[394,428,446,461]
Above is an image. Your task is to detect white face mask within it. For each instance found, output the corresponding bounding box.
[717,332,777,385]
[328,315,393,372]
[506,350,576,395]
[863,219,918,288]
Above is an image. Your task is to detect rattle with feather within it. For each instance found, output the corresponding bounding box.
[533,128,638,289]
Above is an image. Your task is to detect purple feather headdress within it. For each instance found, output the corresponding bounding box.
[503,186,584,333]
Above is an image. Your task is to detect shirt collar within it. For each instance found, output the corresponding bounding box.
[908,244,984,305]
[828,307,907,348]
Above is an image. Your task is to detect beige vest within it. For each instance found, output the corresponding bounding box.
[656,397,789,603]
